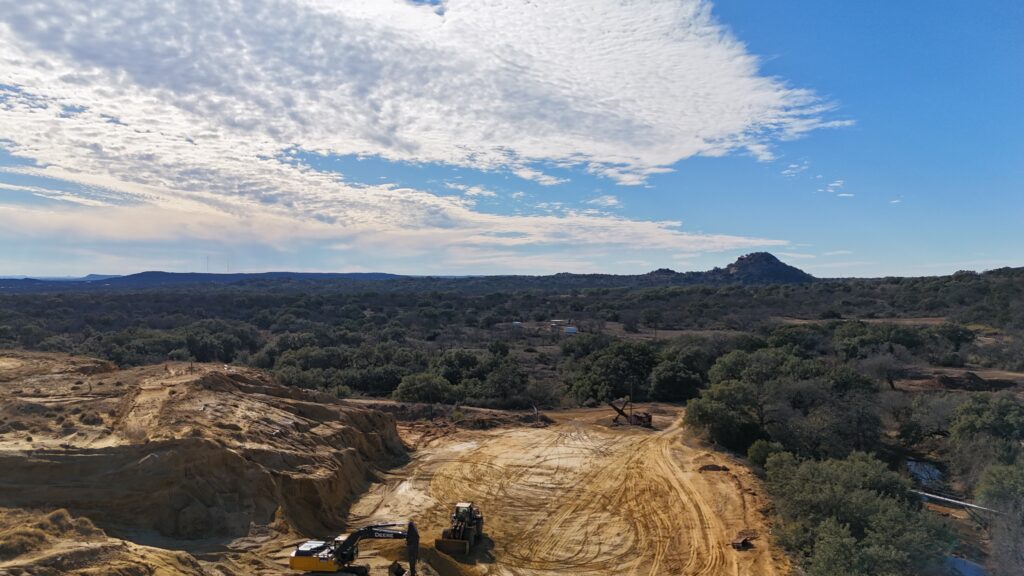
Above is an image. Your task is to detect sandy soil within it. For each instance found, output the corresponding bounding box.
[348,406,789,576]
[0,351,789,576]
[0,351,405,575]
[0,507,210,576]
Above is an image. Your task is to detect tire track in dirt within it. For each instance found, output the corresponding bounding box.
[349,410,788,576]
[653,427,725,575]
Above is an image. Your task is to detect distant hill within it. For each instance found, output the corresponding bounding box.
[0,253,814,293]
[98,271,402,288]
[705,252,815,284]
[0,274,121,282]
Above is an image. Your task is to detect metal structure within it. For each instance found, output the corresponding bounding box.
[435,502,485,555]
[911,490,1002,514]
[608,399,653,428]
[290,522,419,575]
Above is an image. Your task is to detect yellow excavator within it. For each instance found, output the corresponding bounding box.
[289,521,419,575]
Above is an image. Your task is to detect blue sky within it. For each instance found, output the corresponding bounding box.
[0,0,1021,277]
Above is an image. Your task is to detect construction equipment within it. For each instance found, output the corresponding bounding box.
[731,536,753,550]
[290,522,419,575]
[731,529,758,551]
[434,502,484,555]
[608,399,653,428]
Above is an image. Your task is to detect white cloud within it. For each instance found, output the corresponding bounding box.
[781,160,809,177]
[823,250,853,256]
[513,167,567,186]
[818,178,852,198]
[0,0,845,186]
[0,181,111,207]
[463,186,497,197]
[0,0,818,270]
[585,195,621,207]
[777,251,816,260]
[586,164,675,187]
[510,191,526,200]
[890,199,902,204]
[0,186,787,258]
[533,202,564,212]
[445,182,495,197]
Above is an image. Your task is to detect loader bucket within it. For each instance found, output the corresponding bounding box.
[435,537,470,555]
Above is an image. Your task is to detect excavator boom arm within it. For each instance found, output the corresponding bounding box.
[335,524,410,557]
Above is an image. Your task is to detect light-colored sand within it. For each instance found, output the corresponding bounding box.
[0,351,406,575]
[0,352,790,575]
[350,406,790,576]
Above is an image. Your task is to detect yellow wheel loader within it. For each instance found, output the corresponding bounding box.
[434,502,484,555]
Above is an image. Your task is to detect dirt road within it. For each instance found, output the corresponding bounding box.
[350,408,789,576]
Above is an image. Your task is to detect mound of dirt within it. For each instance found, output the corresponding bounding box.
[699,463,730,472]
[0,352,405,545]
[0,507,209,576]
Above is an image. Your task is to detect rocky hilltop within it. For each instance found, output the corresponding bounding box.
[704,252,815,284]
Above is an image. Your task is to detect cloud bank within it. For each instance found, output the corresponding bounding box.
[0,0,842,272]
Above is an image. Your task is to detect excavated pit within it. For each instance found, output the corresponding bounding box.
[0,352,407,573]
[0,352,790,576]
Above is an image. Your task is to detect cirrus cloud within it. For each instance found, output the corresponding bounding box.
[0,0,841,272]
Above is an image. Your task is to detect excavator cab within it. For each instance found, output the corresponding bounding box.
[454,504,473,521]
[289,539,343,572]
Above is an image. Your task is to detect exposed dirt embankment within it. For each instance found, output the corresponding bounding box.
[0,507,210,576]
[0,352,405,548]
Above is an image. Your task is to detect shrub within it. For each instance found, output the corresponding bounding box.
[392,373,458,404]
[747,439,784,469]
[766,452,951,575]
